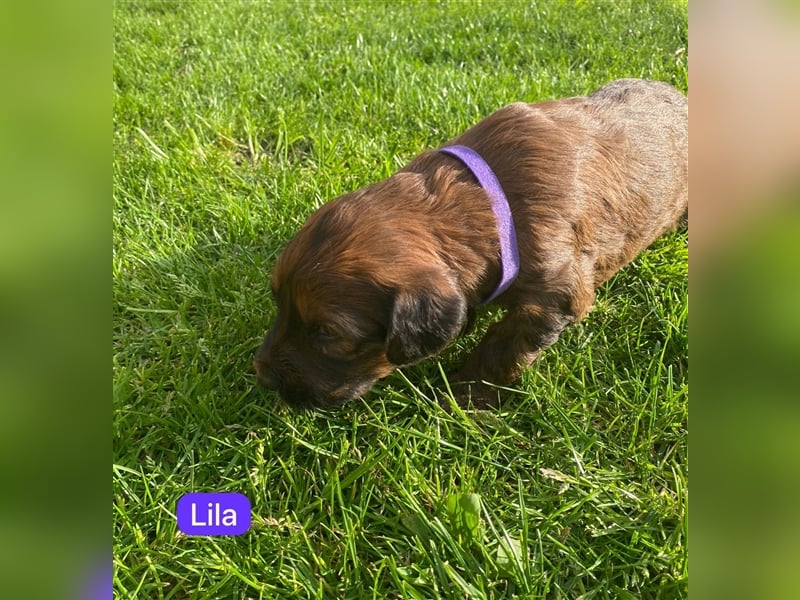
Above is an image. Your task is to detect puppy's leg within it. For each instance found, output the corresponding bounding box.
[452,298,588,408]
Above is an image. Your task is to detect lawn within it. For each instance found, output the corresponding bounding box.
[113,1,688,597]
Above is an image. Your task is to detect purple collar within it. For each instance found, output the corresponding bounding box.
[438,145,520,304]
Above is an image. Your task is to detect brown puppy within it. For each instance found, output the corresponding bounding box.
[254,79,688,409]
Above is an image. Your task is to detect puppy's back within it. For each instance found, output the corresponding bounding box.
[587,78,688,232]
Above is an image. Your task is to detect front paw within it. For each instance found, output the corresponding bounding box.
[446,376,501,410]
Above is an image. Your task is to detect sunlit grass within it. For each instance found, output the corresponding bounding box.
[113,1,688,597]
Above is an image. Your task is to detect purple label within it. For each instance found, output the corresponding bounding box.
[177,492,251,536]
[84,554,112,600]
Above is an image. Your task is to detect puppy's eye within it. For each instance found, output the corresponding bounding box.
[312,325,339,342]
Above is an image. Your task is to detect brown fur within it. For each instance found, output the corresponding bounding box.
[254,79,688,409]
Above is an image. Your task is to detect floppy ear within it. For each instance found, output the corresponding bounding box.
[385,278,467,366]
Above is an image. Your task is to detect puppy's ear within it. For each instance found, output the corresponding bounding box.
[385,277,467,366]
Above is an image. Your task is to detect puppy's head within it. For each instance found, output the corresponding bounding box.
[254,175,468,410]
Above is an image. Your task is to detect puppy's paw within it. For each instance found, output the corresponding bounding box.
[447,376,501,410]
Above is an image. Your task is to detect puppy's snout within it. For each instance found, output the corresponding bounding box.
[253,340,279,390]
[254,362,279,390]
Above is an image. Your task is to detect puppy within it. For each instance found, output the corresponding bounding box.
[254,79,688,409]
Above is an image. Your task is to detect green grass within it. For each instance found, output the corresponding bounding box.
[113,1,688,597]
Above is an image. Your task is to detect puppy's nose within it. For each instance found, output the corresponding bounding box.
[256,369,278,390]
[253,354,278,390]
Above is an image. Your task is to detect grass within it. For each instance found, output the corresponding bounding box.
[113,1,688,597]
